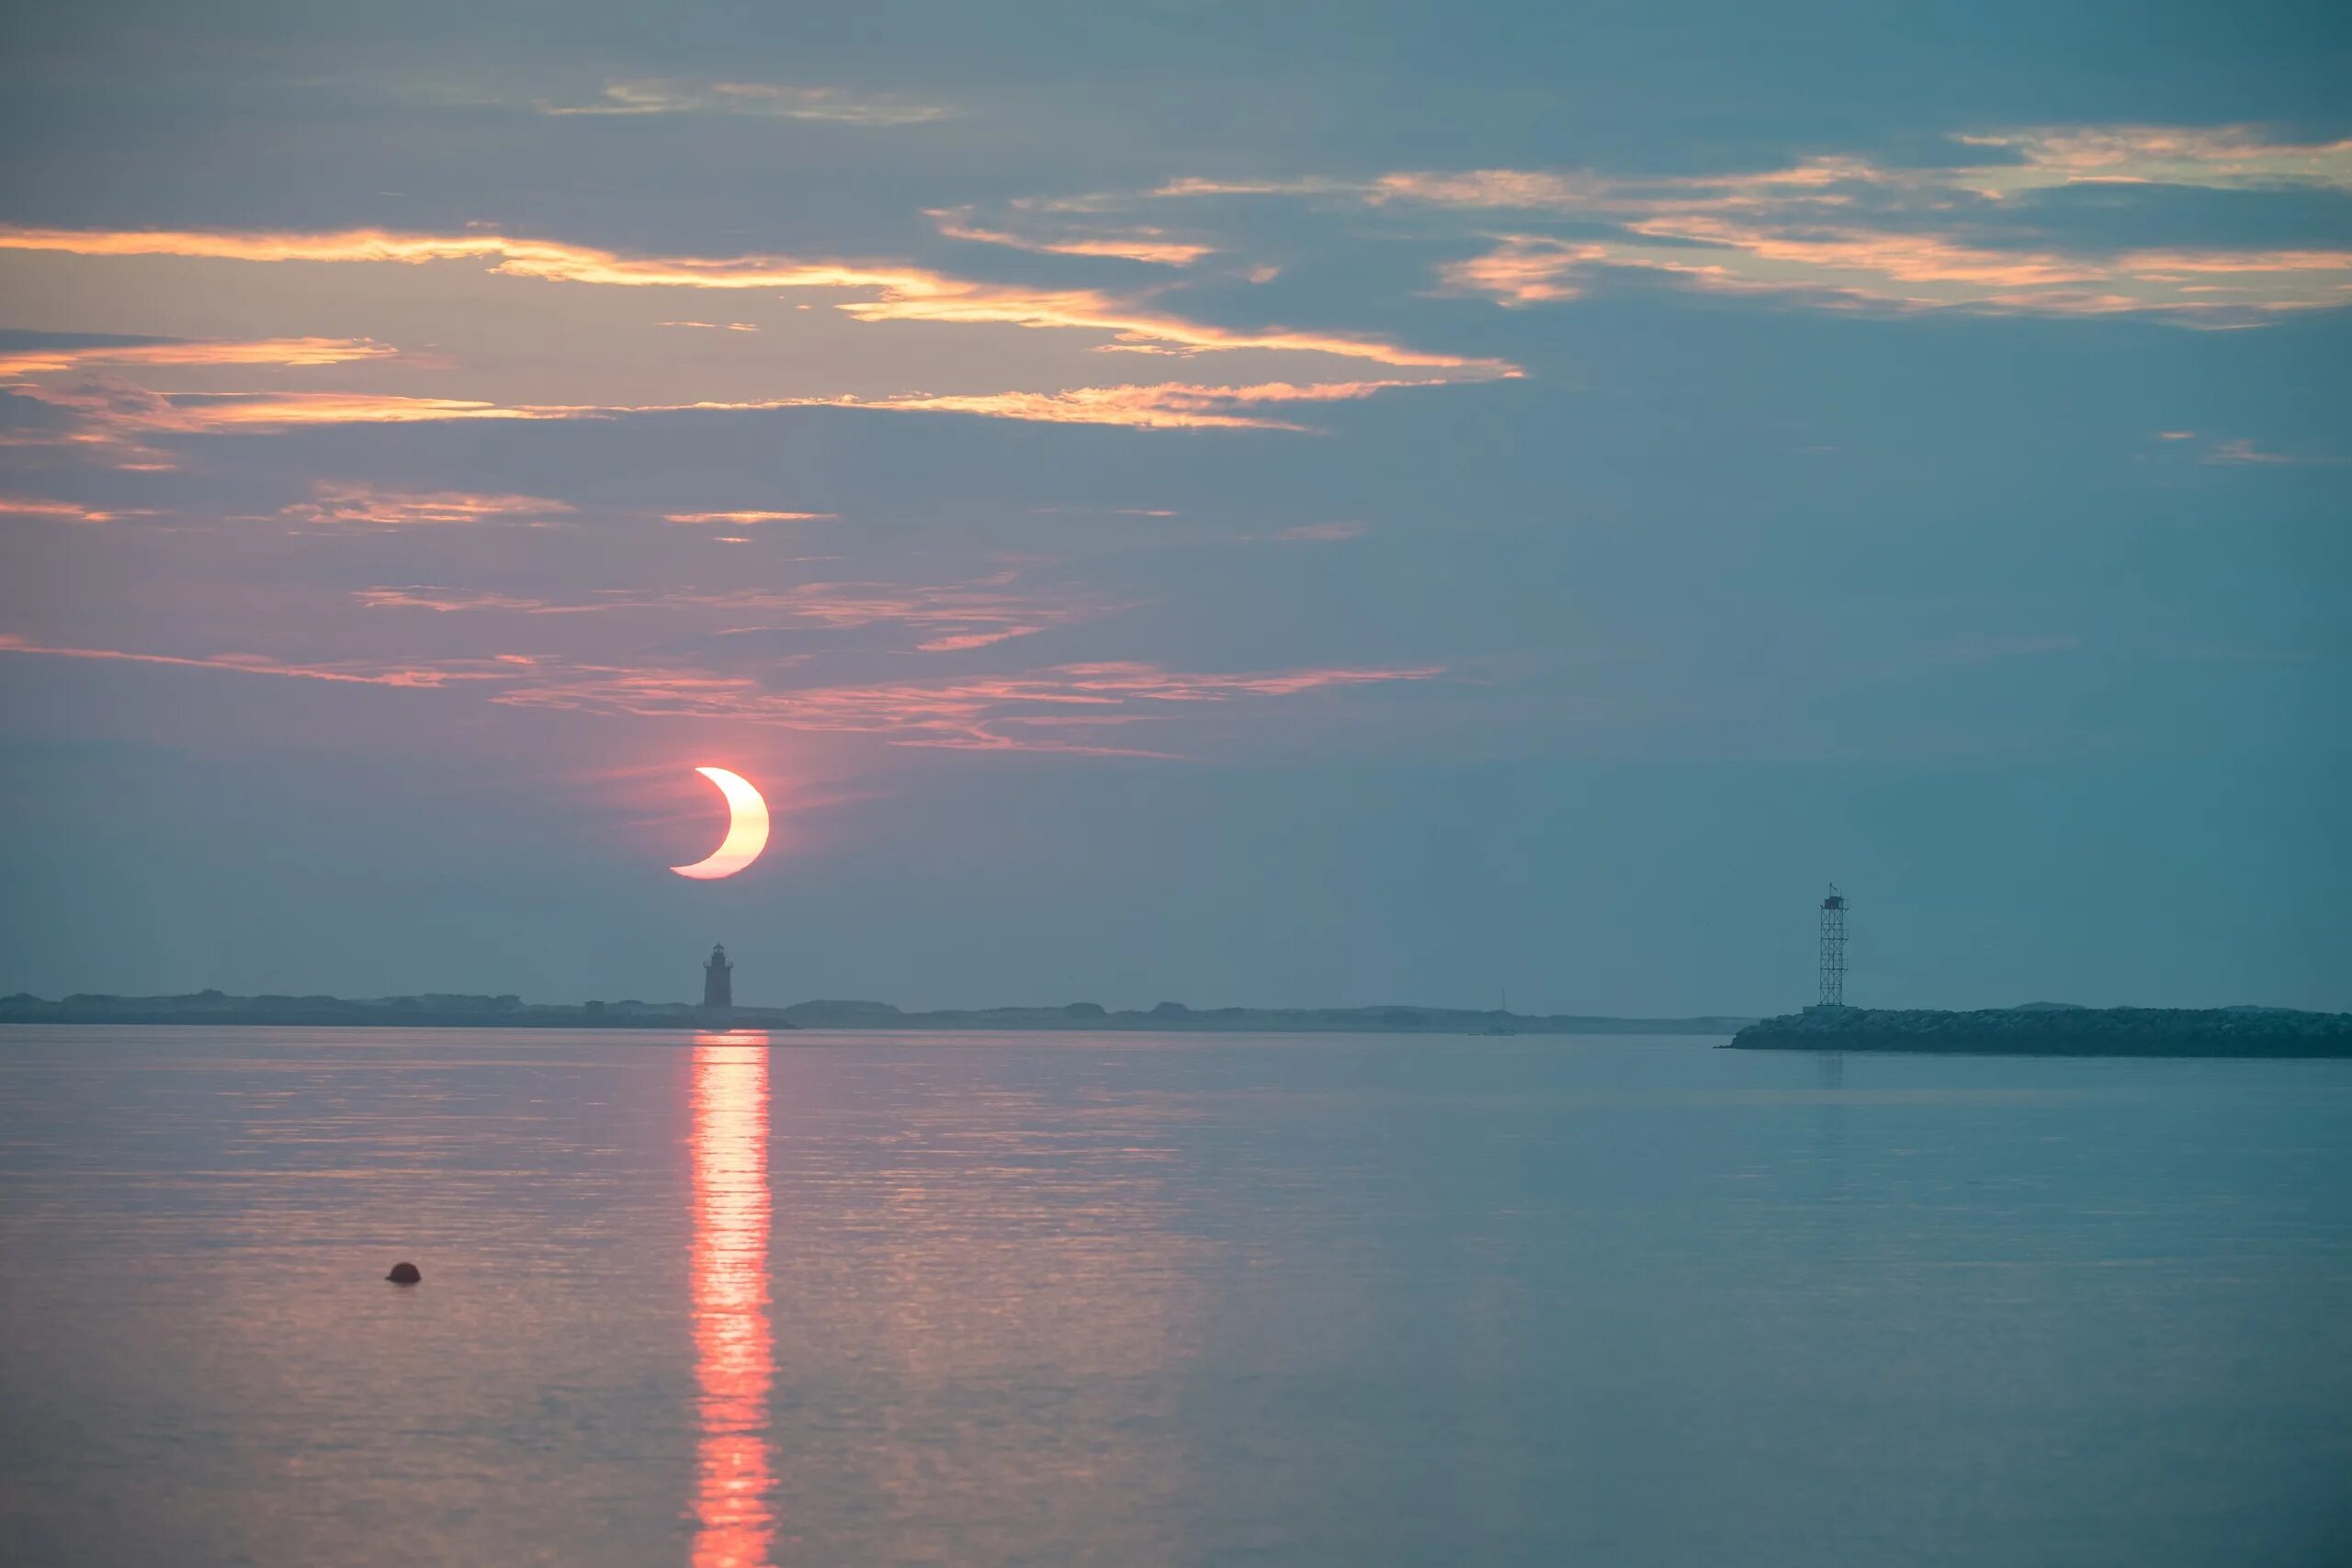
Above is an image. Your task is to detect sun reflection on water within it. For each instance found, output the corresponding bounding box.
[690,1032,775,1568]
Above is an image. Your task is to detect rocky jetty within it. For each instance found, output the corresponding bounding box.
[0,990,1748,1036]
[1729,1004,2352,1058]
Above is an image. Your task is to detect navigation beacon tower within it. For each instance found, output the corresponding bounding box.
[1818,887,1848,1009]
[702,943,734,1010]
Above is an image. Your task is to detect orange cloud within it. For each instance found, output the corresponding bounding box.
[928,209,1214,266]
[794,378,1442,432]
[0,225,1509,375]
[1437,238,1611,304]
[0,334,395,378]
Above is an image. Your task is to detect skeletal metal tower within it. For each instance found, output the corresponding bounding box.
[1818,887,1847,1008]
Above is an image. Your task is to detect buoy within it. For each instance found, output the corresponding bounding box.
[386,1261,422,1284]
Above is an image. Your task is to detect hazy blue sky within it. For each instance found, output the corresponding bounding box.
[2,1,2346,1013]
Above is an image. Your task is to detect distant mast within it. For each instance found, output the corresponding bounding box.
[1818,887,1847,1009]
[702,943,734,1010]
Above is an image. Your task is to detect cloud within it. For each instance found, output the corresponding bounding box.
[1951,127,2352,196]
[1437,239,1611,305]
[282,482,574,525]
[657,320,760,333]
[1159,126,2352,322]
[664,510,834,525]
[0,634,511,689]
[0,634,1443,755]
[537,79,951,126]
[8,375,1459,444]
[351,587,594,614]
[0,226,1514,376]
[785,378,1442,432]
[349,574,1099,652]
[1436,225,2352,319]
[1275,520,1367,542]
[927,209,1213,266]
[0,496,154,524]
[0,334,396,378]
[2203,437,2343,466]
[487,657,1446,752]
[913,627,1049,652]
[10,384,563,435]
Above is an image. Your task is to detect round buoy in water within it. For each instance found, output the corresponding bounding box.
[386,1262,422,1284]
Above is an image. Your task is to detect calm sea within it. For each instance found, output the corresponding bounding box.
[1,1028,2347,1567]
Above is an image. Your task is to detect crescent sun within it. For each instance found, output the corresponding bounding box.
[670,766,770,880]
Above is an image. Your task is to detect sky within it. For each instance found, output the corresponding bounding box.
[0,0,2346,1015]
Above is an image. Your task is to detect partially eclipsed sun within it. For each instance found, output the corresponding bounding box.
[671,766,770,879]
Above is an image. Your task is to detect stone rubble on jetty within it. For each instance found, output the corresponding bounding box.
[1728,1003,2352,1058]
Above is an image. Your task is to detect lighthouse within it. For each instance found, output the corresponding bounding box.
[701,944,733,1010]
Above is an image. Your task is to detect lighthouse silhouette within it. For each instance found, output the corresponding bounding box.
[701,943,733,1010]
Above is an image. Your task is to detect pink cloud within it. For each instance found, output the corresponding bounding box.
[0,634,1444,755]
[664,510,835,525]
[0,496,155,524]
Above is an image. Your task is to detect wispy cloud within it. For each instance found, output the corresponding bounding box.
[352,572,1099,653]
[1951,126,2352,196]
[1161,126,2352,322]
[1437,226,2352,319]
[664,510,835,525]
[927,209,1214,266]
[349,587,601,614]
[0,226,1514,375]
[0,634,513,689]
[0,634,1443,755]
[282,483,574,525]
[0,496,154,524]
[0,334,395,378]
[537,79,952,127]
[1275,520,1367,542]
[2203,437,2343,466]
[785,378,1442,432]
[9,376,1454,443]
[657,320,760,333]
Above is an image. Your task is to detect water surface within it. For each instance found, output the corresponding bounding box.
[2,1028,2347,1566]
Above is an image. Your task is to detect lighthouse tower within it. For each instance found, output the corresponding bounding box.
[702,944,734,1010]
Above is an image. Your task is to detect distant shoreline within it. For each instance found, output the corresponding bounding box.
[0,991,1752,1036]
[1729,1004,2352,1058]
